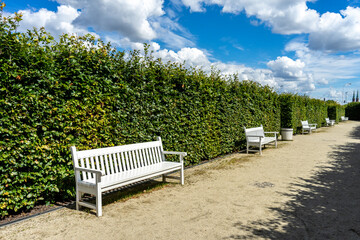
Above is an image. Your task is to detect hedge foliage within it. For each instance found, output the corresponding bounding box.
[0,4,344,217]
[279,94,328,132]
[345,102,360,120]
[0,7,282,216]
[327,101,345,123]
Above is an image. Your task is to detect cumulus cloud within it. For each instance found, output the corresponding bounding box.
[154,47,211,67]
[180,0,360,52]
[286,41,360,82]
[56,0,164,42]
[13,0,194,49]
[151,47,319,93]
[16,5,91,38]
[267,56,315,92]
[328,87,342,100]
[267,56,306,79]
[181,0,319,34]
[308,7,360,51]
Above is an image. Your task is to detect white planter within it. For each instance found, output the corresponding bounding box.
[281,128,293,141]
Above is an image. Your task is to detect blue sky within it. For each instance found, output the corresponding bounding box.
[4,0,360,103]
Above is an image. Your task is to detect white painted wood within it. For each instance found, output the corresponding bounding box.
[71,137,186,217]
[341,116,349,121]
[325,118,335,126]
[301,120,317,134]
[243,125,278,155]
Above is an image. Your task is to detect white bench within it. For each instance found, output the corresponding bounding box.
[341,116,349,121]
[325,117,335,126]
[244,125,278,155]
[301,120,317,134]
[70,137,186,217]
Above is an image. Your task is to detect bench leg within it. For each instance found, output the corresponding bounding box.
[162,174,166,182]
[96,187,102,217]
[76,185,80,211]
[180,166,184,185]
[259,144,262,155]
[246,143,249,154]
[275,139,277,148]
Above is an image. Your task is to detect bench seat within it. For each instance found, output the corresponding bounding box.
[79,161,182,189]
[325,118,335,126]
[244,125,278,155]
[301,120,317,134]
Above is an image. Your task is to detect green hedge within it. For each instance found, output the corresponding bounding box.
[327,101,345,123]
[345,102,360,120]
[0,9,282,216]
[279,94,328,133]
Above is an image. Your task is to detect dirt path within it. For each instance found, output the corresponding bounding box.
[1,121,360,240]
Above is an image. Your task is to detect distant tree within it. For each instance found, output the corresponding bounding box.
[352,91,356,102]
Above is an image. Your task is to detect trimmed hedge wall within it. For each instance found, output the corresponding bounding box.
[0,6,345,217]
[279,94,328,133]
[327,101,345,123]
[345,102,360,120]
[0,10,281,216]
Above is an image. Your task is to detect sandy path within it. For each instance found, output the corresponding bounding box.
[1,121,360,240]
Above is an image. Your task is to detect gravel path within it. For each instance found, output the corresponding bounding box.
[1,121,360,240]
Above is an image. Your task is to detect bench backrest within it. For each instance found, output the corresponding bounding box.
[325,118,330,123]
[301,120,309,127]
[71,137,165,181]
[244,125,265,141]
[341,116,345,121]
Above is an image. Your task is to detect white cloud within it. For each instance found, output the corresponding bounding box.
[180,1,360,52]
[285,41,360,99]
[154,47,211,67]
[151,46,320,93]
[13,0,194,49]
[181,0,206,12]
[286,41,360,82]
[267,56,315,92]
[181,0,319,34]
[308,7,360,51]
[328,87,342,99]
[267,56,306,79]
[56,0,164,42]
[16,5,91,38]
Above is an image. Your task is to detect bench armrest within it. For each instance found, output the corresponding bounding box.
[74,167,105,176]
[264,131,278,135]
[163,151,187,163]
[245,135,264,138]
[163,151,187,156]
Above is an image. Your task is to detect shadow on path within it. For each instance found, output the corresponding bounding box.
[226,126,360,239]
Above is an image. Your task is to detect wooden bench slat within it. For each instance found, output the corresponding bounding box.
[134,149,141,168]
[86,157,92,180]
[109,154,115,174]
[132,150,139,168]
[116,153,122,172]
[120,152,125,171]
[80,157,86,180]
[99,155,105,175]
[75,141,162,159]
[112,153,118,174]
[95,155,101,174]
[90,157,96,178]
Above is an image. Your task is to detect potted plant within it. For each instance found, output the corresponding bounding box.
[280,95,294,140]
